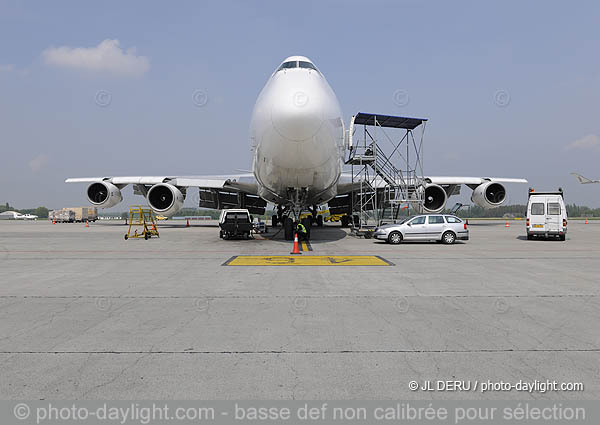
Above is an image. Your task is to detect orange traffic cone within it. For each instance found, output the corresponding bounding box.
[186,218,190,227]
[290,233,302,255]
[585,218,589,224]
[52,219,55,224]
[505,221,510,228]
[85,220,89,228]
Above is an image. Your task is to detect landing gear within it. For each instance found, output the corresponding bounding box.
[284,217,294,241]
[316,215,323,227]
[301,217,312,239]
[341,215,350,228]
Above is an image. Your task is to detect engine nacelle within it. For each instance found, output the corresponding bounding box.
[423,184,447,213]
[471,181,506,208]
[87,182,123,208]
[147,183,184,216]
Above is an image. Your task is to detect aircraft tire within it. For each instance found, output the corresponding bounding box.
[284,217,294,240]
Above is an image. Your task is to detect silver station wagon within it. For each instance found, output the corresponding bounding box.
[372,214,469,244]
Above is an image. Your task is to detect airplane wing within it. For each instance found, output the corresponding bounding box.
[423,176,528,185]
[331,174,527,214]
[65,174,259,193]
[65,174,264,214]
[335,174,527,191]
[571,173,600,184]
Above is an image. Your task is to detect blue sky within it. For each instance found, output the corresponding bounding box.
[1,0,599,209]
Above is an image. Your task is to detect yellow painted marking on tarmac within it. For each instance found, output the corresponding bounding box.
[223,255,393,266]
[301,242,308,252]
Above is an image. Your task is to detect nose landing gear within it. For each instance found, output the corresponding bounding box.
[274,205,313,241]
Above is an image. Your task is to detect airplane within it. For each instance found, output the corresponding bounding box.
[18,213,38,220]
[66,55,527,240]
[572,173,600,184]
[0,211,38,220]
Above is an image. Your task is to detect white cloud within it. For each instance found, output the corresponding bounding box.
[566,134,600,151]
[42,39,149,77]
[28,154,49,172]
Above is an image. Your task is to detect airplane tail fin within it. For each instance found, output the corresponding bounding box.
[571,173,599,184]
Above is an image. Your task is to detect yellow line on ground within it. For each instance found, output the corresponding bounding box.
[301,242,308,252]
[224,255,393,266]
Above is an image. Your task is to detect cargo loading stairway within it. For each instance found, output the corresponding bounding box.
[345,113,427,235]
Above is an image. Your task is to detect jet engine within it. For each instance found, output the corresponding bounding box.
[471,181,506,208]
[87,182,123,208]
[147,183,184,216]
[422,184,447,213]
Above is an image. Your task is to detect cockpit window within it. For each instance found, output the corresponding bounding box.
[299,61,318,71]
[277,61,297,71]
[277,60,319,73]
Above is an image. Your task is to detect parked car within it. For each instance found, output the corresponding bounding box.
[526,188,567,241]
[372,214,469,244]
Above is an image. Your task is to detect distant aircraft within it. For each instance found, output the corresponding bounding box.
[571,173,600,184]
[66,55,527,239]
[16,213,38,220]
[0,211,38,220]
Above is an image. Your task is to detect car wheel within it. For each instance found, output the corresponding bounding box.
[388,231,402,245]
[442,231,456,245]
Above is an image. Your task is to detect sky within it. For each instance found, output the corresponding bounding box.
[1,0,599,210]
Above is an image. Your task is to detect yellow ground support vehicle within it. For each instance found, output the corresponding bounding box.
[125,206,160,240]
[324,213,346,223]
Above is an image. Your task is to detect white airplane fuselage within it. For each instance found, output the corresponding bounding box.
[250,56,345,209]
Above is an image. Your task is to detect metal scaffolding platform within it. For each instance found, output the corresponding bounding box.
[345,112,427,235]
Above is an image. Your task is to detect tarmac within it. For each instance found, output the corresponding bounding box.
[0,219,599,399]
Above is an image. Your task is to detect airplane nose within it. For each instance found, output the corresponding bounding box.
[271,89,324,142]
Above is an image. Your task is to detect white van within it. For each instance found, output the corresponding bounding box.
[526,188,567,241]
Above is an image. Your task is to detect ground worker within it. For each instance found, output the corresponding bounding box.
[296,222,308,241]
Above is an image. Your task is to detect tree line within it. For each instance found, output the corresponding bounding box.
[1,203,49,218]
[4,202,600,220]
[451,203,600,218]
